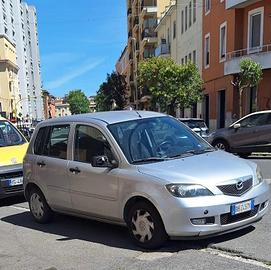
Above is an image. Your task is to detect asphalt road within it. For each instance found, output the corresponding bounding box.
[0,158,270,270]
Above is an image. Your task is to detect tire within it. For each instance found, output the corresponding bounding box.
[238,153,252,158]
[28,187,53,224]
[212,139,230,152]
[126,201,168,249]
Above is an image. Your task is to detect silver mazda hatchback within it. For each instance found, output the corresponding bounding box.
[23,111,269,249]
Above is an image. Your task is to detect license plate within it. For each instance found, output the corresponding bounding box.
[231,200,254,216]
[8,177,23,187]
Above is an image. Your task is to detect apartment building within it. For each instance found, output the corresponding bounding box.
[55,98,71,118]
[42,90,56,119]
[202,0,271,130]
[0,35,20,119]
[125,0,171,107]
[0,0,43,123]
[155,0,202,117]
[89,96,96,112]
[155,1,177,60]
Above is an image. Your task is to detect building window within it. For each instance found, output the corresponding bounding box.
[193,0,196,23]
[189,2,192,27]
[205,0,210,15]
[185,55,188,64]
[204,33,210,68]
[248,7,263,51]
[181,58,184,65]
[185,6,187,31]
[181,10,184,34]
[219,22,227,61]
[192,50,196,64]
[189,53,192,61]
[173,20,176,39]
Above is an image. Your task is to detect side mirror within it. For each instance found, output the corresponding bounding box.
[233,123,241,129]
[92,155,118,169]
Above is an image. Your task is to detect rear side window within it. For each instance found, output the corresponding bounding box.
[34,127,48,155]
[34,125,70,159]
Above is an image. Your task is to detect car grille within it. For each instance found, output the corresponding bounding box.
[220,205,259,225]
[3,185,23,194]
[0,170,23,180]
[217,177,253,196]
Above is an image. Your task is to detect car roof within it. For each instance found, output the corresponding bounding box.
[39,110,167,125]
[178,118,204,121]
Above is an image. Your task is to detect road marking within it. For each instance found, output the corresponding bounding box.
[10,205,30,211]
[203,248,271,269]
[136,252,174,261]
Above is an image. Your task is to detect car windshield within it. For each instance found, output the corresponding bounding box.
[182,120,207,129]
[0,121,26,147]
[108,116,213,164]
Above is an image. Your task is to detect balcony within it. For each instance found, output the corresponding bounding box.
[226,0,261,9]
[141,29,157,44]
[141,0,157,16]
[155,43,170,57]
[224,44,271,75]
[144,48,156,58]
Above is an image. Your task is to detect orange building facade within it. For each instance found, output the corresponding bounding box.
[202,0,271,130]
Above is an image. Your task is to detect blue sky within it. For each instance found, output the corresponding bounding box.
[26,0,127,98]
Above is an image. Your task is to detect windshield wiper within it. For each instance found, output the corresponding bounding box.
[131,157,171,164]
[169,148,214,159]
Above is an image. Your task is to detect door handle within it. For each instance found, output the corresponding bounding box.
[37,161,46,167]
[69,167,81,174]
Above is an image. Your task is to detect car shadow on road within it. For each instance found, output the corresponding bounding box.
[1,210,255,252]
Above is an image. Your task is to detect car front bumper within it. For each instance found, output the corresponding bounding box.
[161,181,269,238]
[0,164,24,199]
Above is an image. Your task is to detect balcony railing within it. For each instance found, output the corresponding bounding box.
[127,8,132,16]
[155,43,171,56]
[224,44,271,75]
[226,44,271,61]
[133,16,139,27]
[226,0,261,9]
[141,29,157,40]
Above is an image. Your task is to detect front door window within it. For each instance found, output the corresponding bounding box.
[74,125,113,165]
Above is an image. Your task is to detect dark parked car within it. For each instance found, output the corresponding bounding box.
[178,118,209,139]
[208,111,271,158]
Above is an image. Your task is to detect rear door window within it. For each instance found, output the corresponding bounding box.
[36,125,70,159]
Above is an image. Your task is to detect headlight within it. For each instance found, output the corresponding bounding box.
[166,184,213,198]
[255,167,263,185]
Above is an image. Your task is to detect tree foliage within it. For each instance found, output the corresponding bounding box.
[232,58,263,117]
[138,57,202,115]
[96,72,127,111]
[66,90,90,115]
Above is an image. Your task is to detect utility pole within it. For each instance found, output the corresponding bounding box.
[131,37,138,109]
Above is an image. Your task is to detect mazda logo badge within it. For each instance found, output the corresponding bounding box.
[236,180,244,191]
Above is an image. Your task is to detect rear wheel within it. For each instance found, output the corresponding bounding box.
[28,187,53,224]
[212,139,230,152]
[127,201,168,249]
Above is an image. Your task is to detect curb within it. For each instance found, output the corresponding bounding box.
[251,153,271,158]
[265,179,271,184]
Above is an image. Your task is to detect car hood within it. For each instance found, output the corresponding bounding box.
[0,143,28,166]
[137,150,256,185]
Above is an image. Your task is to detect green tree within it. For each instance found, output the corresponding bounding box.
[96,72,127,111]
[138,57,203,115]
[232,58,263,117]
[66,90,90,115]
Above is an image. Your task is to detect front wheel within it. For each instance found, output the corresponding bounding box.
[28,187,53,224]
[127,201,168,249]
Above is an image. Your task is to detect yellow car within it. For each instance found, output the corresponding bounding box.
[0,117,28,199]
